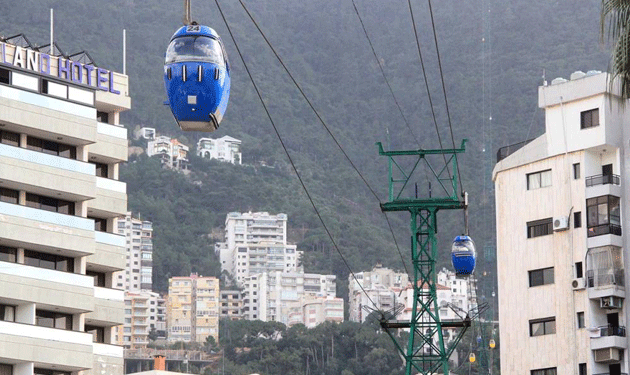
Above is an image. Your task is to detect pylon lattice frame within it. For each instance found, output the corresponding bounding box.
[377,140,470,375]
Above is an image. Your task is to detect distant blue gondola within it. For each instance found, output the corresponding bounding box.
[451,235,476,276]
[164,23,230,132]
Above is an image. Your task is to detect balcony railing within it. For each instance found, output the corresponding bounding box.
[586,174,621,187]
[588,224,622,237]
[97,122,127,139]
[597,325,627,337]
[587,269,625,288]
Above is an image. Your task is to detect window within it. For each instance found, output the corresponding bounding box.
[0,188,18,204]
[36,310,73,330]
[34,368,71,375]
[0,67,9,84]
[90,217,107,232]
[573,163,580,179]
[574,211,582,228]
[529,267,554,287]
[580,108,599,129]
[0,247,16,263]
[86,270,106,287]
[527,169,552,190]
[531,368,557,375]
[24,250,74,272]
[577,312,585,329]
[527,218,553,238]
[530,317,556,336]
[97,111,109,123]
[587,195,621,237]
[0,130,19,146]
[0,304,15,322]
[85,325,105,343]
[91,162,109,178]
[575,262,583,278]
[26,136,76,159]
[25,193,75,215]
[578,363,586,375]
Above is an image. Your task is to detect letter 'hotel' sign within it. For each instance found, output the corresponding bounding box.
[0,41,121,95]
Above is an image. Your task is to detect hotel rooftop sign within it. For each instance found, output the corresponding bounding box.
[0,41,121,95]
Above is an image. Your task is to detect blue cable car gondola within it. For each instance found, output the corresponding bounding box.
[451,235,476,276]
[164,23,230,132]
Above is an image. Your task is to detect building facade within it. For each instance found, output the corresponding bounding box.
[218,212,302,285]
[167,275,220,344]
[115,212,153,291]
[287,296,344,328]
[494,71,630,374]
[348,266,409,322]
[147,136,189,171]
[219,290,243,320]
[0,37,130,375]
[197,136,242,164]
[241,271,337,324]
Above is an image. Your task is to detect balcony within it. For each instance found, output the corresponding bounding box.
[85,286,124,326]
[0,143,96,200]
[89,176,127,218]
[587,174,621,187]
[0,260,94,312]
[85,342,124,375]
[0,84,97,143]
[0,201,95,255]
[587,269,625,300]
[0,320,93,369]
[89,231,126,271]
[591,325,627,351]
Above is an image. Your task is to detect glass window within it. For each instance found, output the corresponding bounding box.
[0,247,16,263]
[573,163,580,179]
[26,136,76,159]
[0,304,15,322]
[0,188,18,204]
[529,267,554,287]
[531,369,557,375]
[165,36,225,66]
[24,250,74,272]
[36,310,73,330]
[581,108,599,129]
[85,325,105,343]
[578,363,586,375]
[527,170,552,190]
[0,68,9,84]
[587,195,622,237]
[530,317,556,336]
[0,130,20,146]
[527,218,553,238]
[574,211,582,228]
[577,312,585,329]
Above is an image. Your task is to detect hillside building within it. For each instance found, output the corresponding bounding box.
[147,135,189,171]
[287,295,344,328]
[348,266,409,322]
[241,271,338,325]
[167,274,219,344]
[0,36,129,375]
[197,135,242,164]
[115,212,153,291]
[218,212,302,285]
[494,71,630,374]
[219,290,243,320]
[116,291,166,349]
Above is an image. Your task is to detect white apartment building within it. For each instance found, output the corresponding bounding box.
[241,271,337,324]
[115,212,153,291]
[287,296,344,328]
[348,266,409,322]
[117,291,165,349]
[494,71,630,375]
[147,136,189,171]
[0,36,129,375]
[197,136,242,164]
[218,212,302,285]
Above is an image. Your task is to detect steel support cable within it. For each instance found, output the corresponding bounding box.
[213,0,378,309]
[407,0,452,184]
[426,0,465,196]
[236,0,411,279]
[350,0,420,146]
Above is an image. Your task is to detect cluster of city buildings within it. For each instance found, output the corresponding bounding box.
[139,127,242,171]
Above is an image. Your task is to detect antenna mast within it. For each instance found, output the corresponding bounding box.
[184,0,192,25]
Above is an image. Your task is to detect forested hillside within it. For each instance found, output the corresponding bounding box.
[1,0,610,304]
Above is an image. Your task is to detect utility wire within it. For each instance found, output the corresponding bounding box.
[427,0,465,196]
[350,0,419,146]
[236,0,411,279]
[407,0,452,185]
[213,0,378,308]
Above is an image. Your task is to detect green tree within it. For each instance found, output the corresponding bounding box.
[601,0,630,98]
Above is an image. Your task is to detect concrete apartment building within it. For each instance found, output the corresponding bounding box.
[219,290,243,320]
[147,135,189,171]
[348,266,409,322]
[117,291,165,349]
[0,36,129,375]
[241,271,338,325]
[167,275,220,344]
[494,71,630,374]
[197,136,242,164]
[287,296,344,328]
[218,212,302,285]
[115,212,153,291]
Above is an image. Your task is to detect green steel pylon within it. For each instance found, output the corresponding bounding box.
[377,140,471,375]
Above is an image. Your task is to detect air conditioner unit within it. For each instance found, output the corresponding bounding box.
[594,347,620,363]
[600,296,624,309]
[571,278,585,290]
[553,216,569,231]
